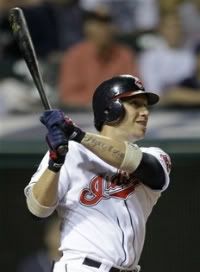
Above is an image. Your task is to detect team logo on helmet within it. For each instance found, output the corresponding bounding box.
[133,76,144,89]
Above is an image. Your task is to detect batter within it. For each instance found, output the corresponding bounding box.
[24,75,171,272]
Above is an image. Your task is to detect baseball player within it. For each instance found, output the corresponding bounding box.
[24,74,171,272]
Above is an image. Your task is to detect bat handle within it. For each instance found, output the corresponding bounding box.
[57,144,68,156]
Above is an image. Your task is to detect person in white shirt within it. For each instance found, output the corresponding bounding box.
[139,11,195,96]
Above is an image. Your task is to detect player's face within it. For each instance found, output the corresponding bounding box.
[118,95,149,141]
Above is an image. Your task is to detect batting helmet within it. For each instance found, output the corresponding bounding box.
[92,74,159,131]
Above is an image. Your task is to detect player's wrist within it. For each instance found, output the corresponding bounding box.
[69,127,86,143]
[48,160,63,173]
[63,116,85,143]
[48,150,65,173]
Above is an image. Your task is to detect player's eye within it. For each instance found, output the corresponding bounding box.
[129,100,146,107]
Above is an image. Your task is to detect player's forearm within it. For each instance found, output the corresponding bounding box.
[26,169,59,218]
[81,132,126,168]
[32,168,59,206]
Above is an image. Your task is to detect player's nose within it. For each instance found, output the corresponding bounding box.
[140,106,149,117]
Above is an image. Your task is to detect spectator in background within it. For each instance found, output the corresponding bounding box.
[58,7,139,108]
[0,0,42,11]
[178,0,200,48]
[159,0,200,48]
[139,11,195,98]
[79,0,159,54]
[0,0,84,113]
[45,0,84,53]
[159,43,200,107]
[80,0,159,35]
[80,0,137,34]
[0,0,83,60]
[159,0,182,14]
[17,214,61,272]
[0,0,50,60]
[130,0,159,33]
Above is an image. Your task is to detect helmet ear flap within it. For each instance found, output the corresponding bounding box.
[104,99,125,125]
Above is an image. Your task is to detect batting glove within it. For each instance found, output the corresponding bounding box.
[63,116,85,143]
[40,109,69,172]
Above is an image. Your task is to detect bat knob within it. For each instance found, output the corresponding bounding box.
[57,145,68,156]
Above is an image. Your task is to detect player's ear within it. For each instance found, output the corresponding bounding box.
[105,99,125,125]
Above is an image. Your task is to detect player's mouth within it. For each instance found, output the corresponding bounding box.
[136,120,147,127]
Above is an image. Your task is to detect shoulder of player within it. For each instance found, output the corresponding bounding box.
[140,146,171,174]
[140,146,171,162]
[140,146,166,153]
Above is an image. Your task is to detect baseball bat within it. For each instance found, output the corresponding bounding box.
[8,7,51,110]
[8,7,68,155]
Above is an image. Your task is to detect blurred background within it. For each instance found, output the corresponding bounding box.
[0,0,200,271]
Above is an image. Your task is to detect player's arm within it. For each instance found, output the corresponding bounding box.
[32,169,59,206]
[26,111,69,218]
[81,134,166,190]
[81,133,143,172]
[50,110,167,190]
[42,110,142,172]
[37,110,166,192]
[82,133,126,168]
[81,132,167,190]
[25,169,60,218]
[132,152,166,190]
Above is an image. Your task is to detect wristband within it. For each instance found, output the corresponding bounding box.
[120,142,143,173]
[69,127,86,143]
[48,150,65,173]
[48,160,64,173]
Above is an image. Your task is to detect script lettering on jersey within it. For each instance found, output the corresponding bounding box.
[79,171,140,206]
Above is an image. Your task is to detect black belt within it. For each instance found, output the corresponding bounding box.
[83,257,135,272]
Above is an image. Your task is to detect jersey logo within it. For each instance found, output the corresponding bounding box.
[79,172,140,206]
[133,76,144,90]
[160,153,171,173]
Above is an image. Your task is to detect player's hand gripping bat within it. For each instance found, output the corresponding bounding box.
[8,7,68,155]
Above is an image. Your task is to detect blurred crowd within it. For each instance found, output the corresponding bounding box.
[0,0,200,114]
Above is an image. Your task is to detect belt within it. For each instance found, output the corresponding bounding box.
[83,257,137,272]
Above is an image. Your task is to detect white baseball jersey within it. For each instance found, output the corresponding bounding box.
[24,141,171,270]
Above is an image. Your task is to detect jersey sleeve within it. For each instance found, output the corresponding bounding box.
[141,147,171,192]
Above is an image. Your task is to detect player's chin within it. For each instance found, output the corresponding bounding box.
[130,130,145,142]
[134,128,146,140]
